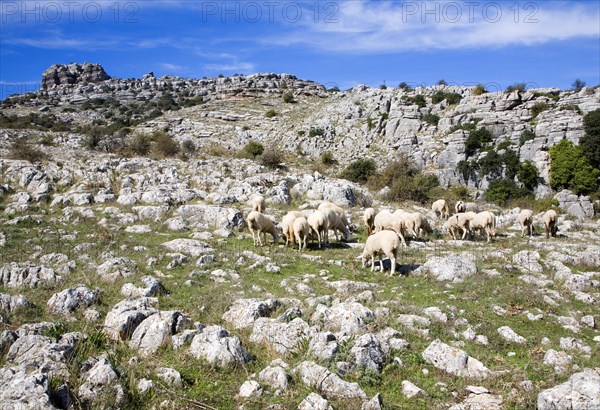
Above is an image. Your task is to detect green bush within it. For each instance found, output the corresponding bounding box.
[9,141,47,162]
[152,132,180,157]
[581,108,600,169]
[517,160,540,191]
[519,130,536,146]
[473,84,487,95]
[431,91,462,105]
[265,109,278,118]
[342,159,377,183]
[465,127,493,157]
[431,91,446,104]
[422,113,440,126]
[242,141,264,158]
[308,127,325,138]
[386,173,439,204]
[530,102,550,119]
[181,139,197,154]
[550,139,599,194]
[477,151,503,178]
[572,79,586,92]
[129,134,152,156]
[409,95,426,108]
[484,178,531,205]
[456,160,479,183]
[260,148,284,169]
[320,151,335,165]
[506,83,526,92]
[282,92,294,103]
[437,79,448,86]
[398,82,413,91]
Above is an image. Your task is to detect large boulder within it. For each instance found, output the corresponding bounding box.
[537,368,600,409]
[250,317,313,354]
[554,190,595,219]
[422,339,492,379]
[0,292,29,313]
[42,63,111,88]
[310,302,375,335]
[175,204,245,229]
[77,356,126,406]
[0,367,58,409]
[0,262,61,288]
[188,325,249,367]
[6,334,75,377]
[47,286,99,316]
[295,361,368,401]
[222,298,280,329]
[103,298,157,341]
[129,310,192,356]
[416,253,477,282]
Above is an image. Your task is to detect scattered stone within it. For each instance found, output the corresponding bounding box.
[221,298,280,329]
[401,380,425,398]
[298,392,333,410]
[537,368,600,409]
[78,356,126,406]
[295,361,368,401]
[188,325,249,366]
[103,298,157,341]
[0,262,61,288]
[97,258,137,281]
[162,239,214,257]
[497,326,527,344]
[351,333,385,372]
[250,317,313,355]
[310,301,375,335]
[121,276,164,298]
[258,359,289,392]
[417,252,477,282]
[47,286,99,316]
[129,310,192,356]
[543,349,572,374]
[422,339,492,379]
[156,367,182,388]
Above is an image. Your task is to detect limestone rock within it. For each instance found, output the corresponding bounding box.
[47,286,99,316]
[537,368,600,409]
[129,310,192,356]
[422,339,492,379]
[250,317,313,355]
[188,325,249,366]
[221,298,280,329]
[0,262,61,288]
[77,356,126,406]
[103,298,157,341]
[417,253,477,282]
[295,361,368,401]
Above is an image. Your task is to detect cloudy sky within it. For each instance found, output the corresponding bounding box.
[1,0,599,99]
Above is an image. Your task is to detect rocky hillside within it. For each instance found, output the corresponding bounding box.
[2,63,600,195]
[0,64,599,410]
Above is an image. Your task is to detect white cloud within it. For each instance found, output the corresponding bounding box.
[158,63,189,73]
[264,1,600,53]
[204,62,255,72]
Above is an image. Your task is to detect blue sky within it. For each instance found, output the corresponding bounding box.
[1,0,599,99]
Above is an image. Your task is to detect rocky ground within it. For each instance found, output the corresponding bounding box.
[0,65,599,409]
[0,146,599,409]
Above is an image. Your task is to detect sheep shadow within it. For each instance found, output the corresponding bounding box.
[374,259,420,276]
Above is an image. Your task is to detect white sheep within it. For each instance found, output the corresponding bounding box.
[322,208,350,242]
[432,199,449,220]
[469,211,496,242]
[363,207,376,236]
[246,211,279,246]
[543,209,558,238]
[293,216,310,250]
[393,210,419,238]
[281,211,304,246]
[361,230,401,274]
[251,195,266,213]
[318,201,351,231]
[455,200,466,214]
[408,212,433,238]
[518,209,535,237]
[374,211,407,246]
[446,214,461,240]
[457,211,477,239]
[307,210,329,249]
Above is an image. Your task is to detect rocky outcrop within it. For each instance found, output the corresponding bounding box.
[537,368,600,409]
[422,339,492,379]
[47,286,99,316]
[188,325,249,366]
[42,63,110,88]
[554,190,595,219]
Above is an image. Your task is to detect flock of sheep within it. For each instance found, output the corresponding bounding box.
[244,196,560,275]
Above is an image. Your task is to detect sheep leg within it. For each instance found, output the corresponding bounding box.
[379,253,383,273]
[398,231,407,247]
[370,255,375,272]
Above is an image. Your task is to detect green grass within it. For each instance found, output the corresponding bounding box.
[1,200,599,409]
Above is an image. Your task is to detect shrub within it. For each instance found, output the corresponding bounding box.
[279,80,288,89]
[456,160,479,183]
[501,149,520,179]
[320,151,335,165]
[152,132,180,157]
[484,178,530,205]
[519,130,536,146]
[181,139,197,154]
[477,151,504,178]
[308,127,325,138]
[129,134,152,156]
[386,173,439,204]
[550,139,599,194]
[572,79,586,92]
[517,160,540,191]
[409,95,426,108]
[422,113,440,126]
[342,159,377,183]
[260,148,284,169]
[473,84,487,95]
[445,92,462,105]
[581,108,600,169]
[437,79,448,86]
[530,102,550,119]
[506,82,526,92]
[572,157,600,195]
[282,92,294,103]
[368,154,418,190]
[9,141,47,162]
[242,141,264,158]
[398,82,413,90]
[465,127,493,157]
[431,91,446,104]
[265,109,278,118]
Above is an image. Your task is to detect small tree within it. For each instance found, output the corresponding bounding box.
[129,133,152,156]
[260,148,284,169]
[465,127,493,157]
[572,79,586,92]
[485,178,530,205]
[152,132,180,157]
[342,159,376,183]
[473,84,487,95]
[437,79,448,86]
[517,160,540,191]
[572,157,600,195]
[242,141,264,158]
[320,151,335,165]
[581,108,600,169]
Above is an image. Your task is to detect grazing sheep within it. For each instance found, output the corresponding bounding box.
[322,208,350,242]
[363,208,376,236]
[281,211,304,246]
[318,202,351,231]
[518,209,535,237]
[361,230,401,274]
[246,211,279,246]
[455,201,466,214]
[374,211,408,246]
[293,216,310,250]
[469,211,496,242]
[446,214,461,240]
[458,211,477,240]
[393,210,418,238]
[543,209,558,238]
[307,210,329,248]
[432,199,449,220]
[252,195,266,213]
[409,212,433,238]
